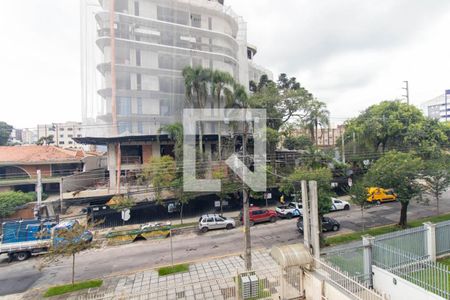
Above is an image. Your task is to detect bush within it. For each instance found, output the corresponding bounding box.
[158,264,189,276]
[0,191,37,218]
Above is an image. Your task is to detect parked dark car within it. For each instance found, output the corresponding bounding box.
[297,216,340,233]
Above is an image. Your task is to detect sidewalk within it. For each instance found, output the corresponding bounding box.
[23,249,280,299]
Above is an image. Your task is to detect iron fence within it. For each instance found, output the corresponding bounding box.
[374,225,427,258]
[373,243,450,299]
[314,258,383,300]
[322,246,367,282]
[436,220,450,256]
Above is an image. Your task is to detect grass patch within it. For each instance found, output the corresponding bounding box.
[171,222,197,229]
[44,280,103,297]
[438,256,450,267]
[326,213,450,246]
[158,263,190,276]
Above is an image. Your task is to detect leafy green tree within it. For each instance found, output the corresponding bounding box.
[280,167,333,215]
[141,156,176,203]
[366,151,423,227]
[283,135,313,150]
[159,123,184,162]
[422,157,450,215]
[349,181,369,232]
[0,121,13,145]
[0,191,36,218]
[342,101,447,157]
[36,135,55,146]
[38,221,99,285]
[249,74,313,131]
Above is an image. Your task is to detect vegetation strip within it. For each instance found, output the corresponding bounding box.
[325,213,450,246]
[158,264,190,276]
[43,280,103,297]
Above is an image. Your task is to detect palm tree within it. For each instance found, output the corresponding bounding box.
[303,100,330,145]
[211,70,235,161]
[159,123,183,162]
[182,66,212,160]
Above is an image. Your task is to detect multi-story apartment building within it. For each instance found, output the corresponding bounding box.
[37,122,84,148]
[79,0,272,189]
[421,90,450,122]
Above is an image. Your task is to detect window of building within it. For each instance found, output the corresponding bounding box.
[137,98,143,114]
[157,6,189,25]
[118,122,132,134]
[136,50,141,66]
[208,17,212,30]
[116,73,131,89]
[60,128,64,131]
[134,1,139,16]
[118,97,132,116]
[67,128,73,131]
[136,74,142,90]
[114,0,128,13]
[77,134,82,138]
[191,14,201,28]
[68,141,73,145]
[68,134,73,138]
[60,134,64,138]
[158,54,173,69]
[160,99,171,116]
[59,141,64,145]
[137,121,143,134]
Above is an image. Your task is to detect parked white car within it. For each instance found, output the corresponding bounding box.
[330,198,350,211]
[198,214,235,233]
[276,202,303,219]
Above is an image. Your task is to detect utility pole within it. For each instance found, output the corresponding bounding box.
[403,81,410,105]
[242,112,252,271]
[59,177,64,214]
[36,170,42,219]
[341,128,345,164]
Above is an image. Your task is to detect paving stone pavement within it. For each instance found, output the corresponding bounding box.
[40,249,280,300]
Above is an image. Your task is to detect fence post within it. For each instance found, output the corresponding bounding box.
[362,235,375,288]
[423,222,436,262]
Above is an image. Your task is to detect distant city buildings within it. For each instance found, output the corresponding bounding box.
[421,90,450,122]
[37,122,84,148]
[293,125,345,148]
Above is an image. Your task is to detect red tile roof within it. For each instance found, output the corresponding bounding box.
[0,145,91,165]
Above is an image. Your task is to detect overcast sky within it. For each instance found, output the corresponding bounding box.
[1,0,449,128]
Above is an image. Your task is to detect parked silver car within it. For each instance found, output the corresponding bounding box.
[198,214,236,233]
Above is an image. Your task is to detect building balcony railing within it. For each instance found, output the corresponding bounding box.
[121,156,142,165]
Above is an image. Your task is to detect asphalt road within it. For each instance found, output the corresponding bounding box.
[1,192,449,296]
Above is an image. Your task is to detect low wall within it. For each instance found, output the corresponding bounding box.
[373,265,445,300]
[304,271,356,300]
[62,168,106,193]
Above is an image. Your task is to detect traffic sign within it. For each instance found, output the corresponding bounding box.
[121,208,131,221]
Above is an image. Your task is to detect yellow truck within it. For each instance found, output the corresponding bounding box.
[367,187,397,204]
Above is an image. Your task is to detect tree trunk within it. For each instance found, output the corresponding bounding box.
[72,253,75,285]
[436,195,440,215]
[399,201,409,228]
[361,207,365,232]
[243,188,252,270]
[180,203,184,225]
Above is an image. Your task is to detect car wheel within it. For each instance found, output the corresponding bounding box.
[344,205,350,210]
[376,200,381,206]
[226,223,233,230]
[15,252,30,261]
[249,221,255,227]
[270,216,277,223]
[286,213,293,219]
[200,227,208,233]
[332,225,339,232]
